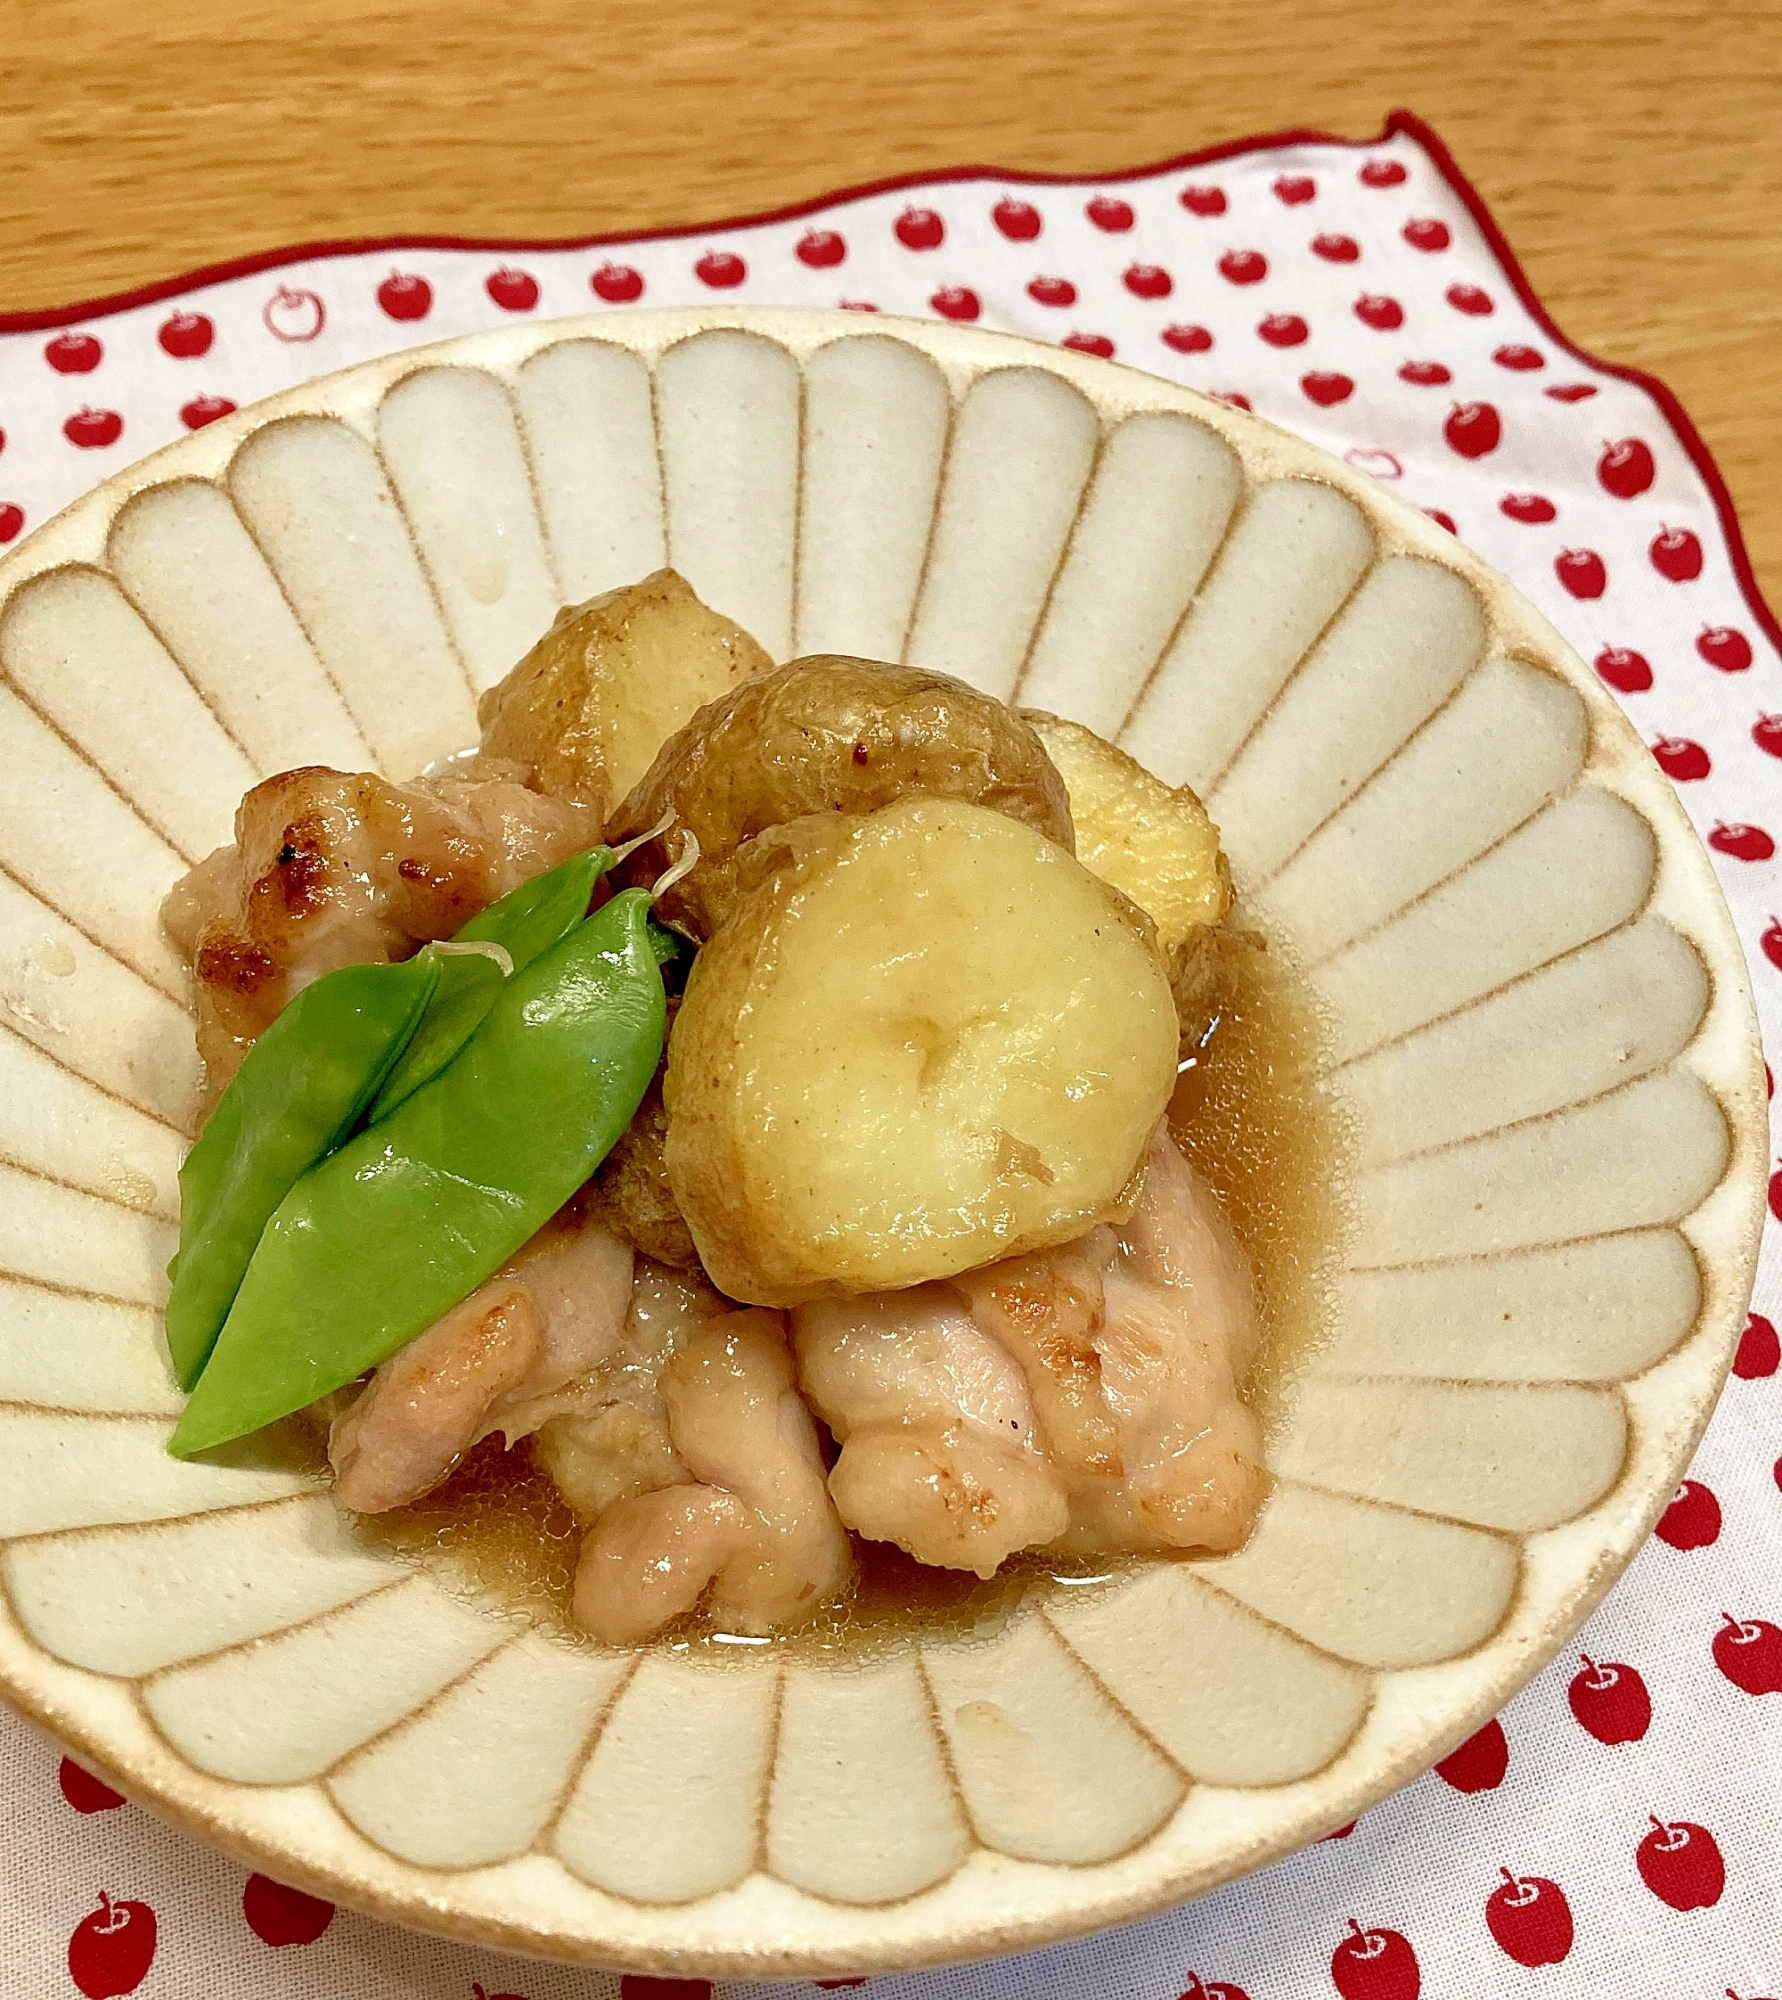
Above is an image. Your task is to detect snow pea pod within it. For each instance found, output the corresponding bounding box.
[169,888,665,1458]
[163,953,441,1392]
[366,843,615,1122]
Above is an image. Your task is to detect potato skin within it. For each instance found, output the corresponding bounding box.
[477,568,772,815]
[608,655,1075,938]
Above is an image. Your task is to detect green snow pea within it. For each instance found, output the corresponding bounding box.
[169,888,665,1459]
[365,844,616,1122]
[163,953,441,1392]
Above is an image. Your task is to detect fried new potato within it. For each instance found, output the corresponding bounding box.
[476,569,772,817]
[1022,711,1253,1031]
[663,795,1179,1306]
[607,656,1075,939]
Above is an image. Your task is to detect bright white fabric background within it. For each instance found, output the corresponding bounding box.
[2,113,1777,2000]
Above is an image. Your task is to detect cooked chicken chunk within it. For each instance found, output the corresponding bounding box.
[793,1123,1266,1573]
[163,763,599,1095]
[793,1284,1069,1578]
[330,1204,634,1514]
[573,1309,854,1645]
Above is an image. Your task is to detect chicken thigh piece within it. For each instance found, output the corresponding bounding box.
[792,1284,1070,1578]
[573,1310,854,1644]
[162,763,598,1094]
[793,1123,1266,1574]
[329,1204,634,1514]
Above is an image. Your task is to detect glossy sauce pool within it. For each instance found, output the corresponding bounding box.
[361,928,1351,1657]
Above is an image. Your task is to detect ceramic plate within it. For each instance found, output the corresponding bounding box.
[0,308,1765,1977]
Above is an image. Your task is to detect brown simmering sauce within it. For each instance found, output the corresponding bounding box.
[357,924,1351,1656]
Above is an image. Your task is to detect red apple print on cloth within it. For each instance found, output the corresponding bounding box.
[1757,715,1782,760]
[1259,313,1309,347]
[1179,184,1227,215]
[1213,391,1253,410]
[1425,509,1458,533]
[1359,157,1408,186]
[1598,436,1657,497]
[1655,1478,1721,1547]
[1435,1717,1508,1793]
[1330,1918,1419,2000]
[1502,493,1558,524]
[1698,625,1754,671]
[157,309,214,356]
[1772,1151,1782,1214]
[1445,283,1494,316]
[1180,1977,1250,2000]
[1734,1311,1780,1377]
[1355,294,1404,329]
[1652,737,1712,782]
[1555,548,1607,599]
[1313,232,1361,261]
[263,285,325,340]
[1400,359,1451,385]
[179,394,237,430]
[1444,400,1501,457]
[1569,1655,1652,1742]
[993,197,1042,240]
[1302,371,1355,407]
[1713,1615,1782,1695]
[1063,332,1116,357]
[591,262,644,303]
[894,206,944,250]
[1403,217,1451,251]
[1709,823,1775,862]
[470,1985,529,2000]
[1273,174,1316,205]
[1636,1817,1725,1910]
[815,1984,869,1992]
[63,408,123,449]
[1345,448,1403,479]
[695,250,746,289]
[1324,1821,1359,1841]
[68,1893,156,1999]
[376,270,432,321]
[930,287,980,321]
[1087,195,1135,231]
[1028,275,1078,307]
[1546,381,1599,401]
[1650,525,1704,580]
[1218,249,1268,284]
[620,1980,714,2000]
[485,266,539,310]
[0,502,22,543]
[1124,263,1173,299]
[1594,644,1651,691]
[46,331,102,373]
[1485,1869,1573,1967]
[1162,324,1213,353]
[59,1759,125,1814]
[1494,344,1546,371]
[796,229,846,268]
[242,1872,335,1946]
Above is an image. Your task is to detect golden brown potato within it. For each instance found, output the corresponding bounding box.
[608,656,1075,939]
[1021,712,1256,1035]
[664,795,1178,1307]
[476,569,772,816]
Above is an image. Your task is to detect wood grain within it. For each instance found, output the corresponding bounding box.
[3,0,1779,600]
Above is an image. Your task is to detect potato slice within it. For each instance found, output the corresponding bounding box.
[477,568,772,814]
[1022,711,1253,1031]
[664,795,1178,1306]
[1022,711,1231,948]
[608,656,1075,939]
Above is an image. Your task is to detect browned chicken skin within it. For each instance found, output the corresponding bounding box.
[162,762,598,1097]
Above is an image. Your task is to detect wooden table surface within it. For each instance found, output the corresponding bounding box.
[3,0,1779,603]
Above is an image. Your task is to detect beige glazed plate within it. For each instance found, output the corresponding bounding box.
[0,307,1766,1977]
